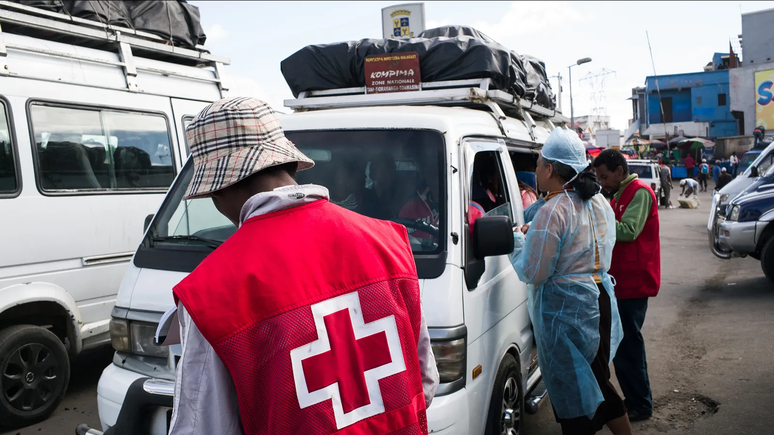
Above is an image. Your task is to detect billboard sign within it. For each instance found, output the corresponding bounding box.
[755,69,774,129]
[381,3,425,39]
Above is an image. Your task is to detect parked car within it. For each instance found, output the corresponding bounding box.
[0,3,227,426]
[94,79,563,435]
[627,159,663,203]
[709,142,774,258]
[713,185,774,281]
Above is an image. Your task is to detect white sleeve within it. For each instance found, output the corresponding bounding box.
[168,303,244,435]
[416,305,440,408]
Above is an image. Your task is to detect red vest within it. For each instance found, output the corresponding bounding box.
[174,200,428,435]
[609,179,661,299]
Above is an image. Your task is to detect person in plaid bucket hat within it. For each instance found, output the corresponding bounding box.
[161,97,439,435]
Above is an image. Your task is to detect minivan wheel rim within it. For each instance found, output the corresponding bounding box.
[501,376,520,435]
[2,343,61,413]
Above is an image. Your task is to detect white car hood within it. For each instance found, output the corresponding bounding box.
[126,267,189,313]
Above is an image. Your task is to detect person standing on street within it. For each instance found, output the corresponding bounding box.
[162,97,439,435]
[716,167,733,191]
[510,130,631,435]
[730,151,740,177]
[684,153,695,179]
[712,160,722,187]
[593,149,660,423]
[698,159,710,192]
[659,161,673,209]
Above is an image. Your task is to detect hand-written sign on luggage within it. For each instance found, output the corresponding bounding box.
[365,53,421,94]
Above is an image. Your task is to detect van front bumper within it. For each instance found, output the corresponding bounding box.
[97,364,172,435]
[98,363,473,434]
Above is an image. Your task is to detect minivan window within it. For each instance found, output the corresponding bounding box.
[629,164,653,179]
[30,104,175,192]
[135,129,446,277]
[0,101,17,194]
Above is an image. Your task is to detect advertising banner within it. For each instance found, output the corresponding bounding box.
[755,69,774,129]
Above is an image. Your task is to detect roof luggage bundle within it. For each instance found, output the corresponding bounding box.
[281,25,556,111]
[7,0,206,48]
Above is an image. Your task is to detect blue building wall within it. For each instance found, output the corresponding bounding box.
[644,70,737,139]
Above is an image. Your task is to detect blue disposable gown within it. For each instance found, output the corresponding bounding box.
[510,191,623,420]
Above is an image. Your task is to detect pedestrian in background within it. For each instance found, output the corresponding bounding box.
[716,167,733,191]
[712,160,722,188]
[659,161,673,209]
[730,151,739,177]
[698,159,710,192]
[593,149,661,423]
[684,153,695,179]
[510,130,631,435]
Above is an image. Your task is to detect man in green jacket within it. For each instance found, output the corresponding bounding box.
[594,149,661,422]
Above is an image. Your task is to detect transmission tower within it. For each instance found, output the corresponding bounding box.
[579,69,616,120]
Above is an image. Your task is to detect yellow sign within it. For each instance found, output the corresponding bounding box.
[755,69,774,129]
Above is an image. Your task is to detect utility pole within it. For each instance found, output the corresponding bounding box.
[550,72,563,114]
[568,57,592,132]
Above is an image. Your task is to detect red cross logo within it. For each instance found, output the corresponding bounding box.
[290,292,406,429]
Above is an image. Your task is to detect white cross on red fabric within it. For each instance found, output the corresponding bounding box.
[290,292,407,430]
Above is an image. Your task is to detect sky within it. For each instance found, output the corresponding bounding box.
[191,1,774,131]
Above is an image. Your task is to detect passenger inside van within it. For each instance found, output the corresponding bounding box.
[360,152,399,220]
[471,153,507,212]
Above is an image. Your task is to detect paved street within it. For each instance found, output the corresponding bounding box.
[3,189,774,435]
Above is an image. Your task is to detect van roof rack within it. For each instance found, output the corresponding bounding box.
[284,78,570,126]
[0,0,230,93]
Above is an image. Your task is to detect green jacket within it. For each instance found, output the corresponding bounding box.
[614,174,653,242]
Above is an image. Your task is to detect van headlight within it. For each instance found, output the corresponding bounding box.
[719,194,729,204]
[728,205,741,222]
[431,338,466,383]
[110,318,168,358]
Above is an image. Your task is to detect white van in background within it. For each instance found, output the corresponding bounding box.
[0,3,227,426]
[93,79,568,435]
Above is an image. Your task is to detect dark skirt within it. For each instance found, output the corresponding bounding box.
[554,283,627,435]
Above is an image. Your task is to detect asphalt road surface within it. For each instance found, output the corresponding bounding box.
[4,190,774,435]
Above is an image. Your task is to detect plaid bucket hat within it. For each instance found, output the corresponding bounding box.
[183,96,314,200]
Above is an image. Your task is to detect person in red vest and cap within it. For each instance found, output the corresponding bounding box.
[160,96,439,435]
[593,149,660,423]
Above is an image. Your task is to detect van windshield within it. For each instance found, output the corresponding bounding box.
[136,129,446,276]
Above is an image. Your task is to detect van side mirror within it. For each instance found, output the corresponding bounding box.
[473,216,515,259]
[751,166,759,177]
[144,214,154,233]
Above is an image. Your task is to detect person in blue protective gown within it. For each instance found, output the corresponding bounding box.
[510,129,632,435]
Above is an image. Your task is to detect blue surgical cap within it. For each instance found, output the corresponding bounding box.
[541,129,589,175]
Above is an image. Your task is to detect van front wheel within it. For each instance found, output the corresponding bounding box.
[485,353,523,435]
[0,325,70,428]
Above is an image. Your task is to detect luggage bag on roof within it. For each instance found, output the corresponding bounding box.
[63,0,133,29]
[127,0,207,48]
[281,25,556,110]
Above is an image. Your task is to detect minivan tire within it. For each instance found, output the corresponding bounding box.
[485,353,523,435]
[0,325,70,428]
[761,237,774,283]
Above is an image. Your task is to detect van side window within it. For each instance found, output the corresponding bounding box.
[0,101,17,195]
[30,103,175,193]
[470,151,512,221]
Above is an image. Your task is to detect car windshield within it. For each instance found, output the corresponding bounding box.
[752,152,774,177]
[741,153,760,169]
[629,164,653,178]
[142,129,446,257]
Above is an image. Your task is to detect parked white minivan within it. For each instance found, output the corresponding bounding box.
[94,79,567,435]
[0,2,227,426]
